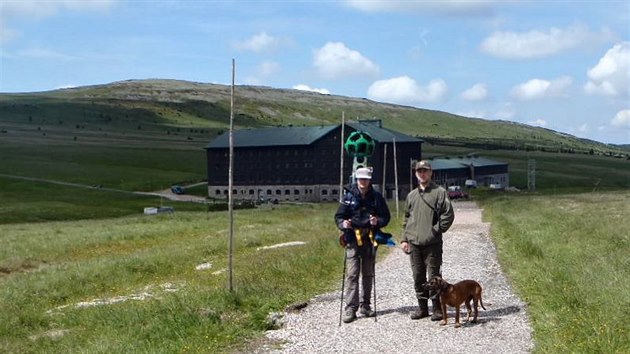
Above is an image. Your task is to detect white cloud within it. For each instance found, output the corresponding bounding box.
[0,25,18,43]
[313,42,379,79]
[233,32,286,53]
[293,84,330,95]
[494,103,516,120]
[344,0,498,16]
[367,76,447,105]
[611,109,630,128]
[510,76,573,100]
[257,61,280,77]
[481,25,613,59]
[1,0,114,19]
[1,0,115,43]
[527,119,548,127]
[578,124,589,133]
[460,83,488,101]
[18,47,78,60]
[584,42,629,97]
[242,61,280,85]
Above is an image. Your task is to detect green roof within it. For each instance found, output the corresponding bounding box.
[428,156,507,170]
[206,121,422,149]
[205,125,338,148]
[347,121,422,143]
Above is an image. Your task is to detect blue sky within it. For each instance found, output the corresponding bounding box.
[1,0,628,145]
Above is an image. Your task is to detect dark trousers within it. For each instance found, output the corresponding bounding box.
[409,242,442,301]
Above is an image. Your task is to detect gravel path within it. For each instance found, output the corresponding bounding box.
[255,201,533,353]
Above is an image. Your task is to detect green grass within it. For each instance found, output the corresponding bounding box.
[480,191,630,353]
[0,203,381,353]
[2,193,629,352]
[0,141,206,192]
[0,176,212,224]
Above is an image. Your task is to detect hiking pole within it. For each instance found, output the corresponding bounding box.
[373,245,377,322]
[339,247,347,326]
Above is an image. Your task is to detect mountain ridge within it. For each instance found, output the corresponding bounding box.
[1,79,627,155]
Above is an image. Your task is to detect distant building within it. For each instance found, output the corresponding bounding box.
[205,120,423,202]
[427,155,509,189]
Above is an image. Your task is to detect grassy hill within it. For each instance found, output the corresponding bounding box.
[1,79,627,156]
[1,79,628,225]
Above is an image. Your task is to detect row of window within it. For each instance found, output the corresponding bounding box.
[219,149,338,158]
[213,188,340,196]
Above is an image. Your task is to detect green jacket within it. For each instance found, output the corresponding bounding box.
[401,182,455,246]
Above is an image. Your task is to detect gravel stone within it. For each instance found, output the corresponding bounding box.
[255,201,534,353]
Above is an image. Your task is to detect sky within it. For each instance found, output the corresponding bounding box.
[1,0,629,145]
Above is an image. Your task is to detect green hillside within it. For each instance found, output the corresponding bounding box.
[1,79,626,156]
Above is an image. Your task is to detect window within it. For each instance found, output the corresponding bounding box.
[322,190,328,195]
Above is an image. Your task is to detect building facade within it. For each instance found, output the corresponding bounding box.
[205,120,424,202]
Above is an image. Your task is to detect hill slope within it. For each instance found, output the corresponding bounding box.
[0,79,626,155]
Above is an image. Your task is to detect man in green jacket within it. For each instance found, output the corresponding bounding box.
[401,160,455,321]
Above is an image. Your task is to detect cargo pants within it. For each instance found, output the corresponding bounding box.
[344,242,375,311]
[409,242,442,301]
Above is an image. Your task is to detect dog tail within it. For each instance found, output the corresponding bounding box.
[479,295,487,311]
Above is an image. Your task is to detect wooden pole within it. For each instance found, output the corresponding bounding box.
[393,137,399,218]
[228,59,235,292]
[339,112,345,201]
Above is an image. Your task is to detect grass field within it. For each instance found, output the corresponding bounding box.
[1,92,629,352]
[481,191,630,353]
[0,203,353,353]
[1,192,629,353]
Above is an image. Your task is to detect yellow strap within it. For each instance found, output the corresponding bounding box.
[368,229,377,247]
[354,228,377,247]
[354,228,363,246]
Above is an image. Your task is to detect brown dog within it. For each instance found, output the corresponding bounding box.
[423,275,486,328]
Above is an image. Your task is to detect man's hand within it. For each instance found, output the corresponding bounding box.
[342,219,352,229]
[369,214,378,226]
[401,241,411,254]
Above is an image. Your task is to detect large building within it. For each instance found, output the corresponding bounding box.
[205,120,423,202]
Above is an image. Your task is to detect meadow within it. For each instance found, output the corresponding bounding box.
[1,191,629,353]
[1,120,629,352]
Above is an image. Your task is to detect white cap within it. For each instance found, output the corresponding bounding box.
[355,167,373,179]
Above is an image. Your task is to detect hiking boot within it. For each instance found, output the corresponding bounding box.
[430,309,443,321]
[410,307,429,320]
[431,299,443,321]
[359,305,376,317]
[410,299,429,320]
[342,308,357,323]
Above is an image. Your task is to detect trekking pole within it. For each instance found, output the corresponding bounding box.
[373,245,377,322]
[339,247,347,326]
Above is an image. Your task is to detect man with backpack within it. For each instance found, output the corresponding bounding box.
[401,160,455,321]
[335,167,391,323]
